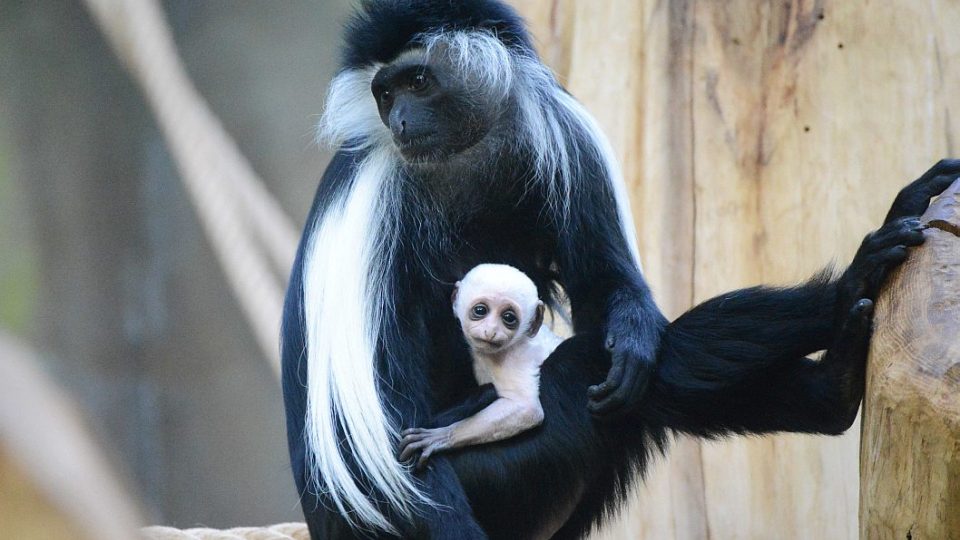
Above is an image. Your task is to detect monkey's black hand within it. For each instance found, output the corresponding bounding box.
[838,216,926,308]
[587,311,665,418]
[399,427,453,470]
[884,159,960,224]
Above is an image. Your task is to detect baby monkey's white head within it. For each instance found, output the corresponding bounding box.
[452,264,545,355]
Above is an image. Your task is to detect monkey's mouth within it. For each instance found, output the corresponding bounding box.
[473,338,506,351]
[397,134,447,161]
[397,134,478,164]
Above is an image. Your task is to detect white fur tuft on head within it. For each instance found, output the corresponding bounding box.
[421,30,514,102]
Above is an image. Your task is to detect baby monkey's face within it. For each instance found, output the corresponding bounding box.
[460,293,525,354]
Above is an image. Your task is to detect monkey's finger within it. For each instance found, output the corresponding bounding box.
[624,362,653,411]
[401,428,427,437]
[898,229,927,247]
[924,173,960,196]
[918,159,960,181]
[589,367,624,405]
[876,218,925,246]
[858,218,922,259]
[400,432,430,448]
[589,385,630,417]
[398,440,417,461]
[589,353,641,416]
[399,440,429,463]
[400,434,430,449]
[886,170,960,223]
[588,356,625,400]
[878,245,909,264]
[416,446,436,469]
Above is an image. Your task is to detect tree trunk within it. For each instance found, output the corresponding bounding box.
[860,179,960,539]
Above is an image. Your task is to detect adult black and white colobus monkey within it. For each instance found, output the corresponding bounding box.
[280,1,960,538]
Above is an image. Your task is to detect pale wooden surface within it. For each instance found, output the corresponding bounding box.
[860,180,960,539]
[511,1,960,538]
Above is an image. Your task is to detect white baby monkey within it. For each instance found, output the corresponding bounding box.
[399,264,563,468]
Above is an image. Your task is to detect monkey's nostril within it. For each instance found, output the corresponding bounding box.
[400,120,406,135]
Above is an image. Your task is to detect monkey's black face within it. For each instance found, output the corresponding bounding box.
[372,61,494,164]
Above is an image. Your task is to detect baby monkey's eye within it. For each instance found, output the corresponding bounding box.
[471,304,488,320]
[501,310,518,329]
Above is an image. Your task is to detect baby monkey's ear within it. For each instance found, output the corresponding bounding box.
[451,282,462,310]
[527,301,545,337]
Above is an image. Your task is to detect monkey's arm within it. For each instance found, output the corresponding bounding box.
[558,178,667,418]
[429,383,499,427]
[400,396,544,468]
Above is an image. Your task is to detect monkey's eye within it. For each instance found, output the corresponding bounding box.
[409,73,429,92]
[471,304,488,320]
[372,83,391,105]
[501,311,518,329]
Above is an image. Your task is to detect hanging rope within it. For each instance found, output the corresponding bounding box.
[82,0,302,375]
[0,331,144,540]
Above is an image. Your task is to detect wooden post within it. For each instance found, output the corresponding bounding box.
[513,1,960,538]
[861,179,960,539]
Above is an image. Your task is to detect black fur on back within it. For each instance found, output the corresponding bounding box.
[341,0,534,68]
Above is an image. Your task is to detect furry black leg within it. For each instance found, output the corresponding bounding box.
[639,210,925,438]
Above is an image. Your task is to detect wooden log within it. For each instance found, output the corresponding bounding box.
[860,179,960,539]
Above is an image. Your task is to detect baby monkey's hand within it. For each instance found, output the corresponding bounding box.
[399,426,454,469]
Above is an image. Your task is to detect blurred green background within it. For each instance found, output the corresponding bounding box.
[0,0,354,527]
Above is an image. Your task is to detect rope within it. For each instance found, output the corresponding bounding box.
[1,330,313,537]
[81,0,302,375]
[0,331,144,540]
[141,523,309,540]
